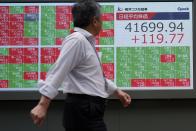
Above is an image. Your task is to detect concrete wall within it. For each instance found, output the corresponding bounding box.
[1,99,196,131]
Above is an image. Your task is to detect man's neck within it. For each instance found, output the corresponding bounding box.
[83,26,96,36]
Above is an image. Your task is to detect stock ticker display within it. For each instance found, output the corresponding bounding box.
[0,2,193,90]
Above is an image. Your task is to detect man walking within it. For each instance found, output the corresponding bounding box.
[31,0,131,131]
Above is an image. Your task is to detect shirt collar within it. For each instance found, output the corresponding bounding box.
[74,27,96,44]
[74,27,93,38]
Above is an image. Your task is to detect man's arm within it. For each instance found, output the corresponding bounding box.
[30,36,85,126]
[114,89,131,107]
[30,95,51,126]
[106,79,131,107]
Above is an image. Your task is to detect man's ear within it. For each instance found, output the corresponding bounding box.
[92,16,98,26]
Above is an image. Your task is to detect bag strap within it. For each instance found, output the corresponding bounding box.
[83,34,108,91]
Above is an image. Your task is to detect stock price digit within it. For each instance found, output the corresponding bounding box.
[125,22,184,32]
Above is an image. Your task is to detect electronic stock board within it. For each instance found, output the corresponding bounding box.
[0,2,193,98]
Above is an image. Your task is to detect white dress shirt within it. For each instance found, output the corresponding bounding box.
[38,27,117,99]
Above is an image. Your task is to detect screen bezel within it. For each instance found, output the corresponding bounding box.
[0,0,194,100]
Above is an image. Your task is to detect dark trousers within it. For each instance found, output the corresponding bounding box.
[63,93,107,131]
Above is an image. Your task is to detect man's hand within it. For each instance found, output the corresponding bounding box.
[114,89,131,107]
[30,96,51,126]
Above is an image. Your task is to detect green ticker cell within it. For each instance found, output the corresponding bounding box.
[0,64,8,69]
[41,22,56,30]
[100,48,114,63]
[10,6,24,14]
[41,29,55,37]
[99,37,114,45]
[160,63,175,70]
[144,70,160,78]
[0,71,8,78]
[23,80,37,88]
[8,64,23,72]
[102,21,114,30]
[117,79,130,87]
[131,63,145,71]
[56,30,70,38]
[131,70,145,78]
[101,55,114,63]
[175,71,190,78]
[42,12,56,18]
[8,72,23,80]
[24,64,38,72]
[41,37,55,45]
[145,47,160,58]
[160,70,175,78]
[145,56,160,64]
[0,48,9,56]
[100,47,114,54]
[70,22,74,29]
[145,62,159,70]
[176,55,190,62]
[160,47,175,54]
[41,64,53,72]
[174,46,189,54]
[101,5,114,13]
[9,80,23,88]
[24,21,38,37]
[175,63,190,71]
[41,6,55,14]
[41,15,55,23]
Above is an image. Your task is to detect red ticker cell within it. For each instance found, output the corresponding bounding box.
[160,54,176,63]
[101,13,114,21]
[0,6,9,14]
[23,55,38,64]
[70,29,74,34]
[41,55,58,64]
[175,78,190,87]
[41,48,60,56]
[96,47,100,52]
[24,48,38,56]
[0,80,8,88]
[99,29,114,37]
[0,56,8,64]
[95,37,99,45]
[8,55,23,64]
[10,14,24,22]
[23,38,38,45]
[56,6,71,14]
[70,14,73,21]
[102,63,114,80]
[146,79,161,87]
[0,22,9,30]
[0,37,9,45]
[56,38,64,45]
[0,14,9,22]
[160,79,176,87]
[131,79,146,87]
[9,48,23,56]
[56,14,70,23]
[9,30,24,37]
[24,6,39,14]
[41,72,47,80]
[24,72,38,80]
[0,30,9,37]
[9,37,24,45]
[10,21,24,30]
[56,21,70,29]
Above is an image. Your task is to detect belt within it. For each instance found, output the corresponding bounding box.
[66,93,106,103]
